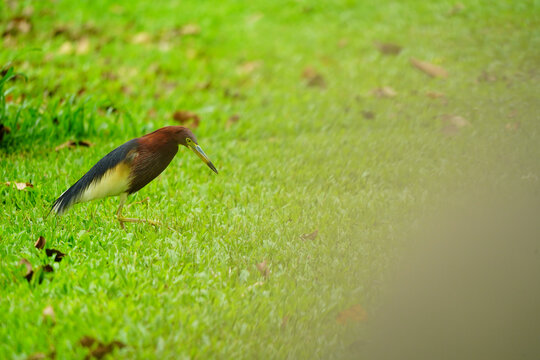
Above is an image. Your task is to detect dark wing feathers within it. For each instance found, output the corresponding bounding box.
[51,139,139,215]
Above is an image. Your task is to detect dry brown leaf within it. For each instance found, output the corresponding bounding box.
[46,249,66,262]
[195,81,212,90]
[426,91,445,99]
[226,114,240,128]
[172,111,200,129]
[179,23,200,36]
[371,86,397,98]
[224,89,245,100]
[3,16,32,37]
[42,305,55,322]
[19,258,33,282]
[80,336,97,348]
[374,42,402,55]
[441,124,459,136]
[34,236,46,250]
[300,229,318,241]
[80,336,125,359]
[505,122,520,131]
[477,71,497,83]
[337,304,368,324]
[42,264,54,273]
[237,61,261,75]
[256,260,269,278]
[101,71,118,81]
[58,41,74,55]
[147,108,157,118]
[5,182,34,190]
[410,58,448,78]
[362,111,376,120]
[55,140,93,152]
[132,32,151,44]
[0,124,11,142]
[76,37,90,55]
[302,67,326,88]
[441,114,469,128]
[26,353,47,360]
[448,3,465,16]
[52,24,71,38]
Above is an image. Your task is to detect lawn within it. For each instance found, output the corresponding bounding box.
[1,0,539,359]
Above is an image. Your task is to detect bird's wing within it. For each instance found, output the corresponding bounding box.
[51,139,139,215]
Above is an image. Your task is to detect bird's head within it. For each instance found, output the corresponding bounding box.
[173,126,218,174]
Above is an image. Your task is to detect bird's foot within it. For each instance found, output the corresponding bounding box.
[126,197,150,208]
[117,216,161,228]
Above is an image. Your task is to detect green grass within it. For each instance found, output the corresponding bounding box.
[1,0,539,358]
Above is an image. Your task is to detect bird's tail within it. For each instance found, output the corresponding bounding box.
[51,185,80,215]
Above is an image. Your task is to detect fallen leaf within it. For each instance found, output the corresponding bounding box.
[147,108,157,118]
[58,41,74,55]
[172,110,200,129]
[42,264,54,273]
[26,353,47,360]
[76,37,90,55]
[52,24,71,38]
[302,66,326,88]
[195,81,212,90]
[505,122,520,131]
[80,336,97,348]
[371,86,397,98]
[441,124,459,136]
[426,91,445,99]
[101,71,118,81]
[178,23,200,36]
[3,16,32,37]
[256,260,269,278]
[5,182,34,190]
[42,305,55,322]
[45,249,66,262]
[237,61,261,76]
[55,140,93,152]
[80,336,125,359]
[410,58,448,78]
[440,114,469,128]
[477,71,497,83]
[362,111,376,120]
[19,258,33,282]
[337,304,368,324]
[300,229,318,241]
[374,42,402,55]
[0,124,11,142]
[131,32,151,44]
[448,3,465,16]
[226,114,240,128]
[34,236,46,250]
[224,89,246,100]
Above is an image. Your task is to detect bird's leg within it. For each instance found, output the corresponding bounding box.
[116,193,161,227]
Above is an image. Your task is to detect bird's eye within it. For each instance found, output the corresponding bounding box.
[186,138,192,144]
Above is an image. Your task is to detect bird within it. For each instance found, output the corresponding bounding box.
[51,126,218,226]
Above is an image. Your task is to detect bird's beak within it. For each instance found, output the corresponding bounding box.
[189,144,218,174]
